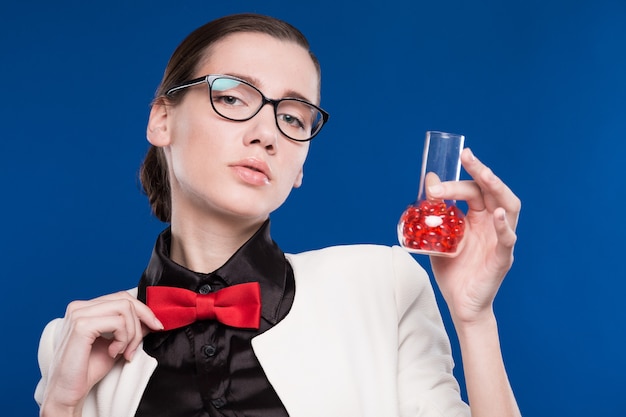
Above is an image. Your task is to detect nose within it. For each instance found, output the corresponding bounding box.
[244,103,279,153]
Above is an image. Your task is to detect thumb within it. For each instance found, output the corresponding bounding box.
[424,172,443,200]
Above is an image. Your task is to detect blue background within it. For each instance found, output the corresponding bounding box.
[1,0,625,415]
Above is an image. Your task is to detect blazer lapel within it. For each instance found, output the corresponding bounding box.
[251,281,364,417]
[252,252,368,416]
[252,247,404,417]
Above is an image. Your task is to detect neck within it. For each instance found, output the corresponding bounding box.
[169,210,267,273]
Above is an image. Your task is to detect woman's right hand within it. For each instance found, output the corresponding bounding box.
[40,291,163,416]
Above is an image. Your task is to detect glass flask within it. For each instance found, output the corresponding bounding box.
[397,131,466,257]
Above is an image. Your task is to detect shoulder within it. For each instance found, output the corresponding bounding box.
[287,244,426,276]
[286,244,431,298]
[286,243,396,264]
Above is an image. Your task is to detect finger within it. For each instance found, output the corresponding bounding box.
[461,148,521,224]
[66,300,138,358]
[68,291,164,332]
[492,207,517,269]
[112,299,141,361]
[423,172,442,200]
[93,291,164,337]
[428,179,485,212]
[88,294,164,360]
[122,301,149,361]
[63,312,133,362]
[65,297,160,360]
[52,316,124,388]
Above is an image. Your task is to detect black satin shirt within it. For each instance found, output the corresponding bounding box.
[135,220,294,417]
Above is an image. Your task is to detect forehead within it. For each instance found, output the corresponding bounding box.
[197,32,320,103]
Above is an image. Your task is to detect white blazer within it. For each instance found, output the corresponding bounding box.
[35,244,470,417]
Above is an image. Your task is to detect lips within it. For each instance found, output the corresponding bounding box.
[230,157,271,186]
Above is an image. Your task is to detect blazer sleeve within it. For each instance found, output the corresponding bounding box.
[390,246,471,417]
[34,318,63,407]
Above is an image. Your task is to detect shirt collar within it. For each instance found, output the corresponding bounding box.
[138,219,289,325]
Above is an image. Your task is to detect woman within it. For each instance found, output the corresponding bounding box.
[35,13,522,417]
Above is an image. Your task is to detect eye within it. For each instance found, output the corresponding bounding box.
[277,100,317,133]
[211,77,257,110]
[278,113,306,130]
[214,95,244,106]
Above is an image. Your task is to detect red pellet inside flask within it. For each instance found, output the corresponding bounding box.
[398,200,465,254]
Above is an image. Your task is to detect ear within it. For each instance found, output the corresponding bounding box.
[293,167,304,188]
[146,99,171,147]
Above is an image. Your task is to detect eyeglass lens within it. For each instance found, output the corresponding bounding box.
[210,77,323,141]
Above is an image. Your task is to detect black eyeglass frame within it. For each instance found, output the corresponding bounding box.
[165,74,330,142]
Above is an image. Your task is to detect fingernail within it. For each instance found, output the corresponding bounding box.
[154,317,165,330]
[466,148,476,161]
[428,184,444,197]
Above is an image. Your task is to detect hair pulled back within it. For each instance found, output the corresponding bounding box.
[139,13,320,222]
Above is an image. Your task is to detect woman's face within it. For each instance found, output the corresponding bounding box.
[148,32,319,227]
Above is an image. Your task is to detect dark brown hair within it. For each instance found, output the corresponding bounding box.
[140,13,321,222]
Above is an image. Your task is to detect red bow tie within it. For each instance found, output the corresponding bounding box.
[146,283,261,331]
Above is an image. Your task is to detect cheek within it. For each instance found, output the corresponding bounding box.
[167,118,220,184]
[284,144,309,185]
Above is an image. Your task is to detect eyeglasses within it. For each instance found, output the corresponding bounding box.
[166,74,329,142]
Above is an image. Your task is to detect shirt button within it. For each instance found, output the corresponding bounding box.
[212,397,227,409]
[202,344,217,358]
[198,284,212,294]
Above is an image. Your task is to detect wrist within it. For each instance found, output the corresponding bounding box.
[41,398,82,417]
[450,306,498,338]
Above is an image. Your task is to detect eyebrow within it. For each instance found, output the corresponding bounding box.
[227,72,317,104]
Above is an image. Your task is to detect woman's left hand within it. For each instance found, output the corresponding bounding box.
[428,148,521,325]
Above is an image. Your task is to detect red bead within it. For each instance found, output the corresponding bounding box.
[399,200,466,253]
